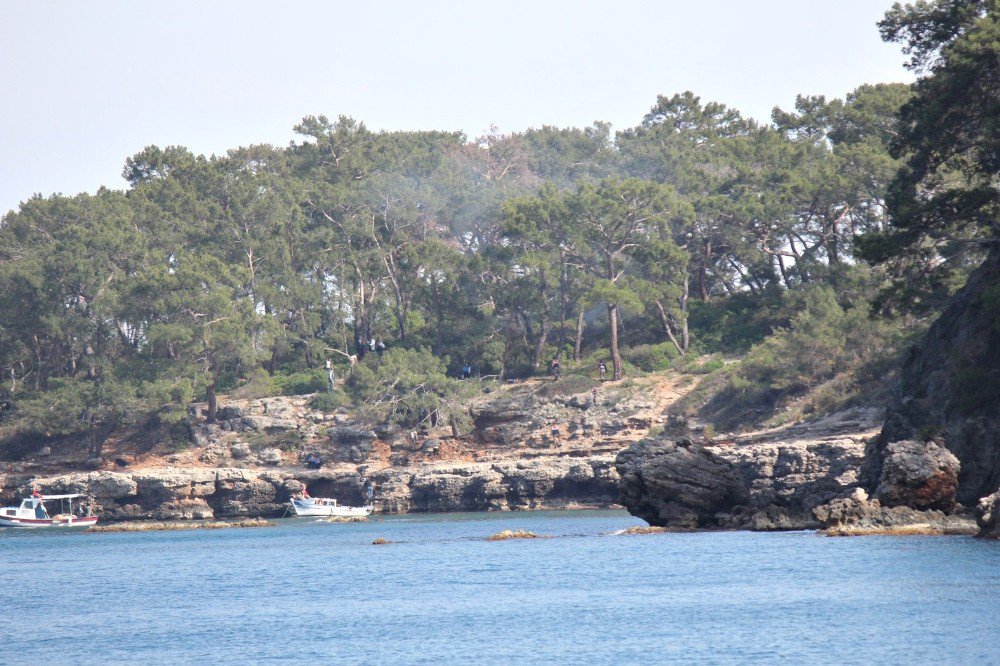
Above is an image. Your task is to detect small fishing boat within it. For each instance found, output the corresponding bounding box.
[0,494,98,528]
[290,496,372,518]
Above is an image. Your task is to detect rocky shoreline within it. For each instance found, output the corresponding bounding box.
[615,411,992,538]
[3,364,997,538]
[0,457,620,522]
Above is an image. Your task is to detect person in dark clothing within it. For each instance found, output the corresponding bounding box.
[550,357,560,381]
[598,361,607,381]
[375,337,386,357]
[460,363,472,380]
[356,337,367,361]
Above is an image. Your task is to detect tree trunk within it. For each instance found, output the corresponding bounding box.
[680,273,690,352]
[573,310,585,361]
[558,252,569,355]
[531,317,552,372]
[608,303,622,380]
[699,240,711,301]
[654,300,684,356]
[776,254,792,289]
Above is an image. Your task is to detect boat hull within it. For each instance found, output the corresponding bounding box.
[291,499,372,518]
[0,516,99,528]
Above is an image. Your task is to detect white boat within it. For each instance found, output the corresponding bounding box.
[290,497,372,518]
[0,494,99,528]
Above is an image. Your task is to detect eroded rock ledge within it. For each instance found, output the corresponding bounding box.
[0,456,620,522]
[616,421,985,536]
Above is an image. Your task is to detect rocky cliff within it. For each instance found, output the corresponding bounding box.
[616,408,979,534]
[617,410,873,530]
[869,249,1000,506]
[615,251,1000,538]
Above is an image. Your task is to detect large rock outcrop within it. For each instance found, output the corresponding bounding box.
[871,249,1000,504]
[874,439,960,511]
[616,433,867,530]
[616,439,747,527]
[977,490,1000,539]
[615,416,993,534]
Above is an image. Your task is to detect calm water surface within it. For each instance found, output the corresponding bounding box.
[1,510,998,664]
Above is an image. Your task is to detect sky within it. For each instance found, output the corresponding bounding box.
[0,0,913,216]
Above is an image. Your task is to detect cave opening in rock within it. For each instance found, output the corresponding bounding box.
[306,479,364,505]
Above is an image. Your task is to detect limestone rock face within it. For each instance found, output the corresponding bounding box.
[616,435,867,529]
[470,395,541,445]
[3,452,621,521]
[875,440,960,511]
[35,471,138,499]
[811,490,975,536]
[257,447,283,466]
[328,426,378,463]
[230,442,252,460]
[214,477,279,517]
[372,457,620,514]
[132,468,217,504]
[153,498,215,520]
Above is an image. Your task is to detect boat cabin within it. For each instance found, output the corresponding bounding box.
[0,494,95,527]
[0,498,51,520]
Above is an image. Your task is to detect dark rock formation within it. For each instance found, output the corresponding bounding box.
[616,439,748,528]
[871,249,1000,504]
[875,440,960,511]
[616,431,875,530]
[977,490,1000,539]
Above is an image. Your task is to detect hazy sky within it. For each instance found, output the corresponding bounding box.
[0,0,912,216]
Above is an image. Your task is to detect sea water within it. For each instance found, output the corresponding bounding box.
[1,510,998,665]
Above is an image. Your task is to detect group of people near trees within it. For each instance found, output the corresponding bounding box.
[355,336,386,361]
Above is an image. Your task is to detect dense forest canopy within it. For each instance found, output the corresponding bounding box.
[0,0,995,455]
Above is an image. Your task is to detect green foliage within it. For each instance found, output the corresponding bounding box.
[621,343,679,373]
[271,369,328,396]
[861,1,998,311]
[699,285,916,429]
[688,293,779,352]
[309,390,350,412]
[228,369,277,400]
[346,348,476,427]
[0,59,972,449]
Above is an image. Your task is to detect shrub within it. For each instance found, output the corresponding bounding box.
[694,285,916,429]
[346,348,477,428]
[272,369,327,396]
[622,342,679,372]
[229,369,276,400]
[309,390,349,412]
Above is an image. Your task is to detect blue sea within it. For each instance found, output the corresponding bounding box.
[1,510,998,665]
